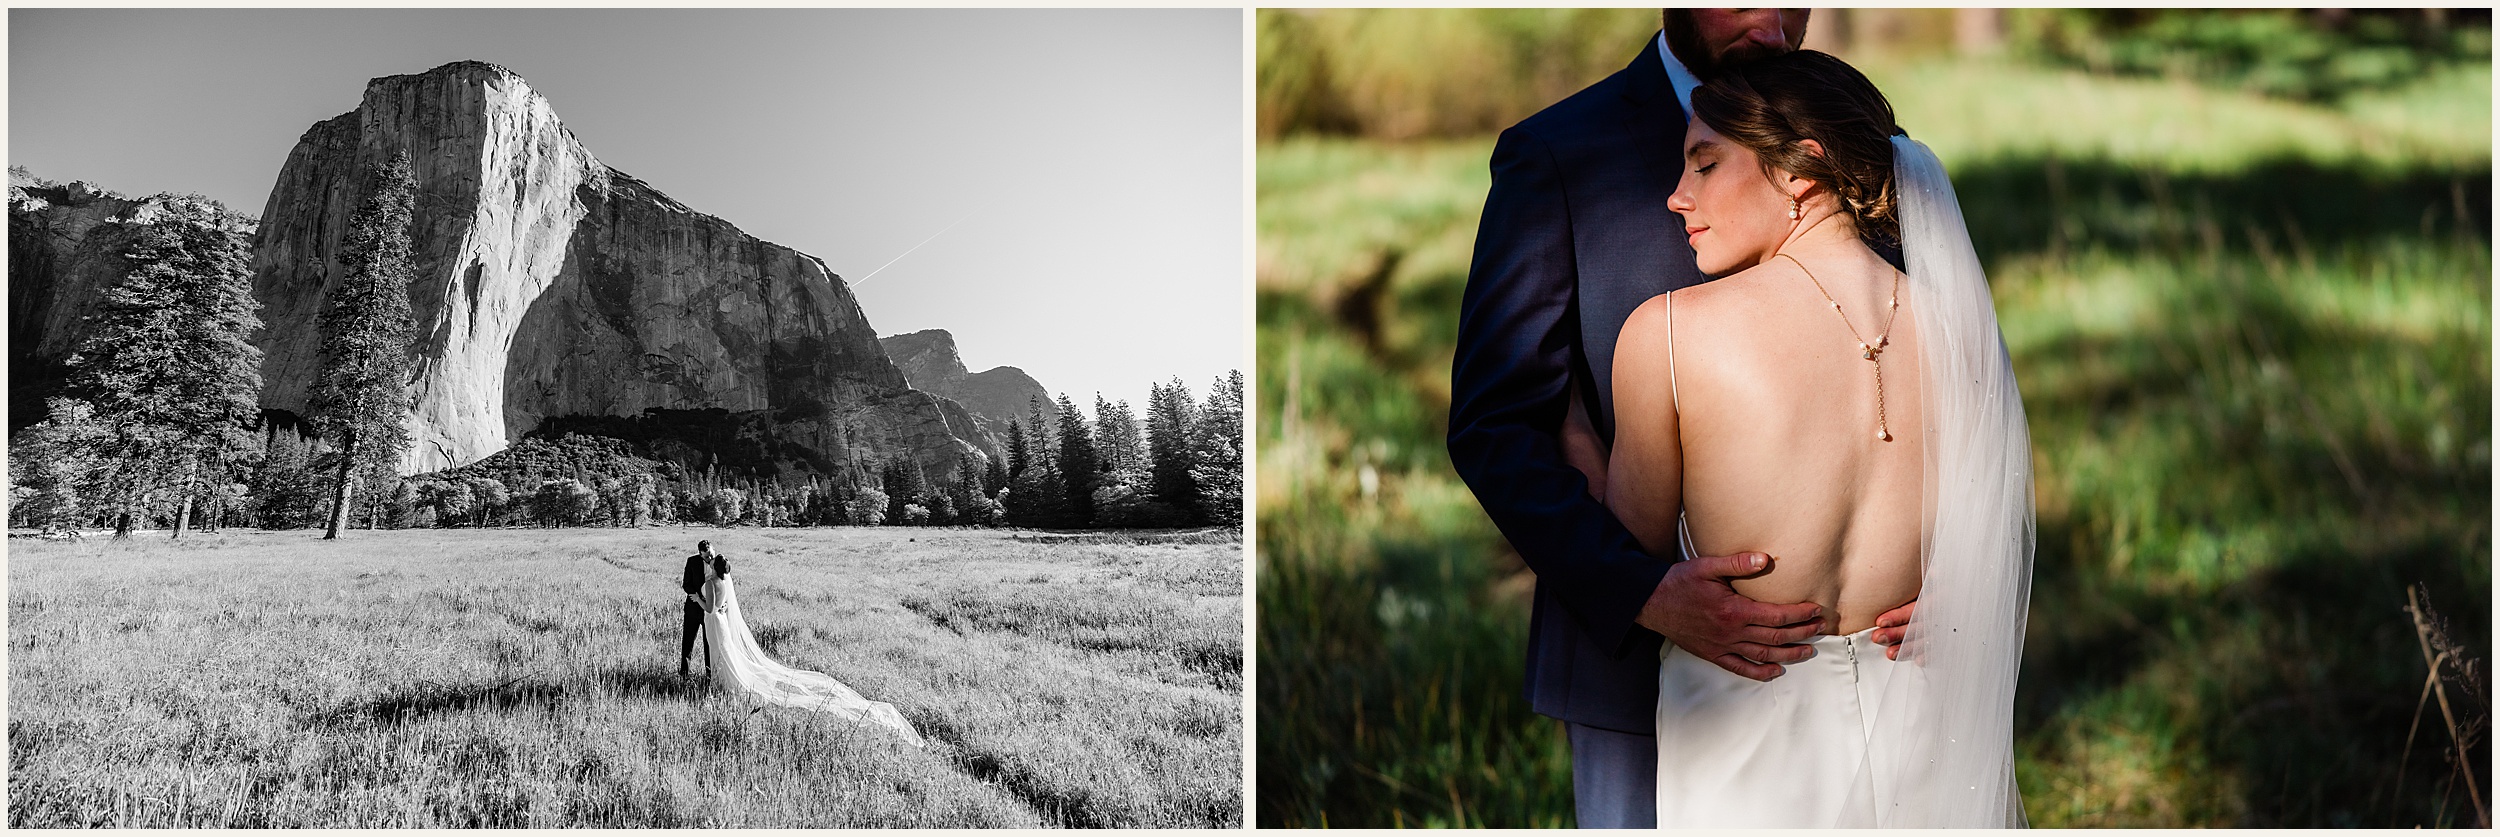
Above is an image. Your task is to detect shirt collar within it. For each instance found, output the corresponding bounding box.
[1656,30,1701,117]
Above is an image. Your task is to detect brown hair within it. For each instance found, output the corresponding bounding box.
[1689,50,1903,245]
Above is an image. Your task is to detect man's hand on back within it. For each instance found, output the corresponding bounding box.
[1869,599,1916,661]
[1635,553,1826,681]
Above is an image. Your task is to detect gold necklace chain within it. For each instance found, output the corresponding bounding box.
[1775,252,1901,442]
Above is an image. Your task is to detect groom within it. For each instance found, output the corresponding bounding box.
[1449,9,1905,828]
[679,539,728,678]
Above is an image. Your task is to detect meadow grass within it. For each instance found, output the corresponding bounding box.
[1256,54,2488,827]
[7,526,1242,828]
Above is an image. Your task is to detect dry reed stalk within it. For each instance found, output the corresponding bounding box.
[2398,583,2489,828]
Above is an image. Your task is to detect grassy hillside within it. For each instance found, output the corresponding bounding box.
[1255,52,2489,828]
[8,526,1241,828]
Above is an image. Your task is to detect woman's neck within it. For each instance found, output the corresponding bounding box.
[1770,209,1880,278]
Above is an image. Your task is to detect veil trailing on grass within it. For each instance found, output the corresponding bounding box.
[702,573,927,747]
[1840,135,2035,827]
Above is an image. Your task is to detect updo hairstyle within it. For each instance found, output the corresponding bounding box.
[1689,50,1903,245]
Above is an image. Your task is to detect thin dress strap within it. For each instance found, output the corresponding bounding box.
[1665,292,1696,561]
[1664,291,1680,413]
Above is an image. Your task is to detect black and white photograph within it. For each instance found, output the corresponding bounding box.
[9,8,1243,828]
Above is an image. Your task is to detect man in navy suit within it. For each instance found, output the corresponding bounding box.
[680,539,729,678]
[1448,9,1832,827]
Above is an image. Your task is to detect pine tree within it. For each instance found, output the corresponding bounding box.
[1024,396,1057,467]
[1055,393,1099,527]
[1095,395,1147,481]
[1188,370,1246,527]
[1000,455,1069,528]
[950,450,985,526]
[1006,419,1031,478]
[310,152,420,540]
[881,455,928,526]
[254,429,325,529]
[16,196,263,538]
[983,448,1010,498]
[1146,377,1202,517]
[12,399,111,532]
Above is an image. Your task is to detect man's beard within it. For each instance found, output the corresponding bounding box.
[1663,13,1796,79]
[1712,40,1787,73]
[1663,15,1718,78]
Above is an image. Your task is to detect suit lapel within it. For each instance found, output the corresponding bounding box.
[1579,37,1701,444]
[1622,43,1689,236]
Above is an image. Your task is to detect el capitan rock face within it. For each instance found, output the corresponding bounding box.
[251,61,985,476]
[880,328,1053,440]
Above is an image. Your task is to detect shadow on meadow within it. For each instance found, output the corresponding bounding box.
[306,663,717,730]
[1952,155,2491,262]
[1255,145,2490,826]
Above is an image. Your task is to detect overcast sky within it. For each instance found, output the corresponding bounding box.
[9,8,1243,412]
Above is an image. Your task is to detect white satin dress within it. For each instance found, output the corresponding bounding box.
[701,571,926,747]
[1653,519,1903,827]
[1655,627,1898,826]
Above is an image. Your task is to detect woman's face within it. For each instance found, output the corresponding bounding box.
[1667,119,1799,277]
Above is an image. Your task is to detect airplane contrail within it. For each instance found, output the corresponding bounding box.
[849,132,1230,286]
[853,215,967,285]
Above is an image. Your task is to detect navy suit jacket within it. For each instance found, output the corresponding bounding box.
[1448,36,1709,734]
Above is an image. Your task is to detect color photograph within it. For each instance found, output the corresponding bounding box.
[1256,8,2488,828]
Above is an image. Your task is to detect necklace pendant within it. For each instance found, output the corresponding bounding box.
[1862,347,1875,361]
[1878,429,1892,442]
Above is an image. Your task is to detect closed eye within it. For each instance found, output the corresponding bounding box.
[1694,163,1717,175]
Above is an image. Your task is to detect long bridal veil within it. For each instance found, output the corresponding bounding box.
[703,575,927,747]
[1840,135,2035,827]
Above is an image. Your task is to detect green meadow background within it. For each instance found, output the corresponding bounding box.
[1254,8,2491,828]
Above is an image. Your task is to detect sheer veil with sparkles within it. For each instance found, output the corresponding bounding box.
[702,571,927,747]
[1837,135,2035,827]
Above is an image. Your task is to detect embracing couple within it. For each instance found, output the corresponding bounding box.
[1449,9,2033,828]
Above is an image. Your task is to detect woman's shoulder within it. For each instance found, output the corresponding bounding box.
[1634,262,1796,334]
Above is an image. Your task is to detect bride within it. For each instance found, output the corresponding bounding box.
[1571,50,2032,827]
[695,554,927,747]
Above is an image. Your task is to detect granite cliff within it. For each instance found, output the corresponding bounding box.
[879,329,1053,440]
[250,61,987,477]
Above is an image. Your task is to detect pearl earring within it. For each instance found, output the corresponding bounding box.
[1787,197,1801,220]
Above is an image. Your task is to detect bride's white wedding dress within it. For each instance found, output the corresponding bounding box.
[700,570,927,747]
[1653,136,2033,828]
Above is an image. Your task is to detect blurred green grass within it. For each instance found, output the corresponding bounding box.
[1255,50,2490,828]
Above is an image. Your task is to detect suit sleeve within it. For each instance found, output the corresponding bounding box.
[1447,126,1673,657]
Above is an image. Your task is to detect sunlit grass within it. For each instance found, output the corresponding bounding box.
[1255,52,2488,828]
[1862,55,2491,173]
[8,527,1242,828]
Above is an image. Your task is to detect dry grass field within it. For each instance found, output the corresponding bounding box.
[6,526,1243,828]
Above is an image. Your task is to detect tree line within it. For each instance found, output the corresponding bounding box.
[221,373,1243,533]
[8,157,1244,536]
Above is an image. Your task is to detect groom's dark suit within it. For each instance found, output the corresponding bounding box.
[680,552,728,675]
[1450,35,1705,738]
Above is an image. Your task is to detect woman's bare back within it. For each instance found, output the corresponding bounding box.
[1655,253,1923,635]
